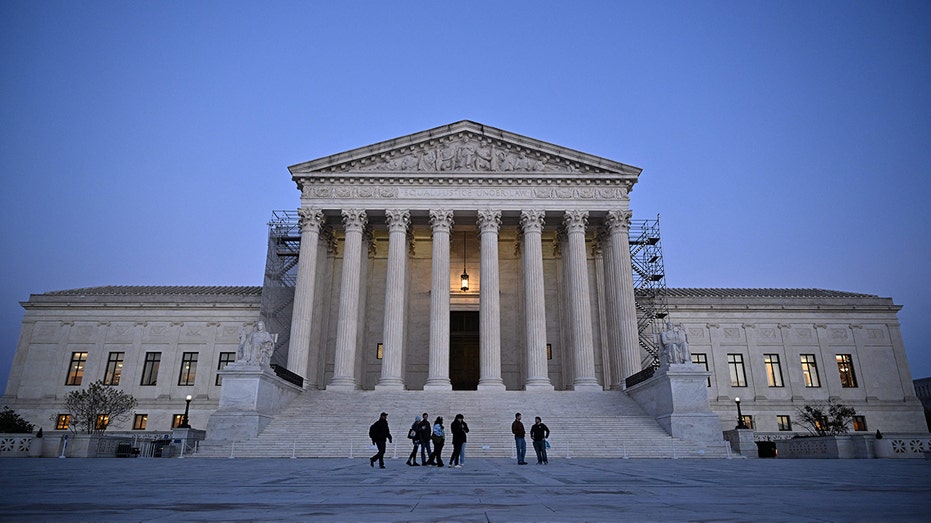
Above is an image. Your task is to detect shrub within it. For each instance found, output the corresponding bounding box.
[0,406,35,433]
[796,399,856,436]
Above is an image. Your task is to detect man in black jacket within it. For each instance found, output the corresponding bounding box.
[369,412,392,469]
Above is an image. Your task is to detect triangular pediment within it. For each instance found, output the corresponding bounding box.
[289,120,641,178]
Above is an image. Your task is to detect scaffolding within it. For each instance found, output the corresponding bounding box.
[260,210,301,367]
[629,214,670,370]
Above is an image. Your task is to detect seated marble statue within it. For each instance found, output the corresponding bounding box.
[660,321,691,365]
[237,321,276,366]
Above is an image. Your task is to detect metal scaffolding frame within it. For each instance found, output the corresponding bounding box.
[629,215,670,370]
[260,210,300,367]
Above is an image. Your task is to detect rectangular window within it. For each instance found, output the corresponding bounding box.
[55,414,71,430]
[104,352,124,386]
[215,352,236,386]
[66,352,88,385]
[140,352,161,386]
[691,353,710,386]
[133,414,148,430]
[777,415,792,431]
[727,354,747,387]
[764,354,784,387]
[178,352,198,386]
[836,354,858,388]
[95,414,109,430]
[852,415,867,432]
[172,414,185,429]
[739,415,754,430]
[800,354,821,387]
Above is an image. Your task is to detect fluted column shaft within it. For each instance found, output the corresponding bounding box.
[425,210,454,390]
[287,208,324,388]
[328,209,367,390]
[607,210,641,385]
[600,225,623,390]
[520,210,553,390]
[564,210,601,390]
[477,210,505,390]
[376,209,410,390]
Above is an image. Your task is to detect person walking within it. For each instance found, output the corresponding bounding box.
[512,412,528,465]
[406,416,421,466]
[368,412,392,469]
[427,416,445,467]
[418,412,432,465]
[530,416,550,464]
[448,414,469,468]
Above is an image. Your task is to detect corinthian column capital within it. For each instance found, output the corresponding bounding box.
[519,210,545,233]
[385,209,411,232]
[605,209,633,233]
[429,209,454,233]
[477,209,502,233]
[298,208,325,232]
[562,210,588,233]
[341,209,367,232]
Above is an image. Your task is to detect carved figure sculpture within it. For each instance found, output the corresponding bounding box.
[238,321,276,366]
[660,321,690,365]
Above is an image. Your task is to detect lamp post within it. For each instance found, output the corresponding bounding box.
[735,396,748,429]
[460,232,469,291]
[181,394,192,428]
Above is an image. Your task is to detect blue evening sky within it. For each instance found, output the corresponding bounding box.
[1,1,929,394]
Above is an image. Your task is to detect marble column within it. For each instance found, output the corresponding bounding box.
[376,210,410,390]
[563,210,601,391]
[477,209,505,390]
[327,209,367,391]
[287,207,324,387]
[599,225,623,390]
[520,210,554,390]
[606,210,641,387]
[425,210,454,390]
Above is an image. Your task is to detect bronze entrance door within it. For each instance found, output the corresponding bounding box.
[449,311,479,390]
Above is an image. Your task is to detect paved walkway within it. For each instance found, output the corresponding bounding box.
[0,456,929,522]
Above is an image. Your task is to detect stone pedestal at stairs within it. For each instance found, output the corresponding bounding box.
[723,428,757,458]
[626,363,723,445]
[206,363,302,442]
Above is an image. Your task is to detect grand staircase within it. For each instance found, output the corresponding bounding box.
[195,390,731,459]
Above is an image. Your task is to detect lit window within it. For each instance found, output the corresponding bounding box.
[140,352,161,386]
[764,354,784,387]
[739,415,754,430]
[172,414,185,429]
[691,353,710,386]
[215,352,236,386]
[546,344,553,360]
[178,352,198,386]
[777,415,792,431]
[852,416,867,432]
[104,352,124,386]
[132,414,148,430]
[727,354,747,387]
[95,414,109,430]
[66,352,88,386]
[55,414,71,430]
[800,354,821,387]
[836,354,858,388]
[376,343,384,360]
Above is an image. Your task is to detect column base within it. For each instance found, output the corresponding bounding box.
[477,381,506,391]
[571,380,602,392]
[524,379,554,391]
[423,381,452,391]
[326,377,358,391]
[374,380,405,391]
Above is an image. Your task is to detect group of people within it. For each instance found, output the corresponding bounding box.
[367,411,551,468]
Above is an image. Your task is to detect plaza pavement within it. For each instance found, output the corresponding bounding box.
[0,456,929,522]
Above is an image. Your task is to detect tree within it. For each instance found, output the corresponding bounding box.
[0,406,35,433]
[796,399,857,436]
[56,380,138,434]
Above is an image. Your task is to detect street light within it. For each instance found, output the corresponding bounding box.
[735,396,748,429]
[181,394,192,428]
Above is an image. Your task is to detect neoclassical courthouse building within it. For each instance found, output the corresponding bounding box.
[3,121,926,457]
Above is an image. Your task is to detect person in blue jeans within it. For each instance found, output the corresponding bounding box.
[511,412,527,464]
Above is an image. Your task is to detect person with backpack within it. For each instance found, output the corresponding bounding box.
[406,416,422,466]
[427,416,445,467]
[368,412,392,469]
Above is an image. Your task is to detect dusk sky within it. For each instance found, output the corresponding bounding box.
[1,1,929,394]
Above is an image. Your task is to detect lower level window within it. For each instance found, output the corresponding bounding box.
[55,414,71,430]
[852,416,867,432]
[172,414,185,429]
[777,415,792,431]
[740,415,754,430]
[133,414,148,430]
[95,414,109,430]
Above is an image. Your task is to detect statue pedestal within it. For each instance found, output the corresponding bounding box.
[723,428,758,458]
[205,363,302,442]
[627,363,723,444]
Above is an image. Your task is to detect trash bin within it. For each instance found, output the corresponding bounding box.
[756,441,777,458]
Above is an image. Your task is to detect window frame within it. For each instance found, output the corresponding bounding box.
[727,353,747,387]
[95,414,109,431]
[836,354,858,388]
[215,352,236,386]
[178,352,199,386]
[777,415,792,431]
[103,351,125,386]
[140,352,161,386]
[172,414,185,429]
[66,351,88,386]
[132,414,148,430]
[800,354,821,388]
[764,354,784,387]
[691,353,710,387]
[852,415,867,432]
[55,414,71,430]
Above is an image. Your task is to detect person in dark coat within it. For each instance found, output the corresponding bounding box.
[369,412,392,469]
[418,412,432,464]
[530,416,550,464]
[448,413,469,467]
[406,416,421,466]
[427,416,445,467]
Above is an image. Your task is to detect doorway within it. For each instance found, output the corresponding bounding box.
[449,311,479,390]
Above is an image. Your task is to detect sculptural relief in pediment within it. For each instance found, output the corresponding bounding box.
[320,133,598,174]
